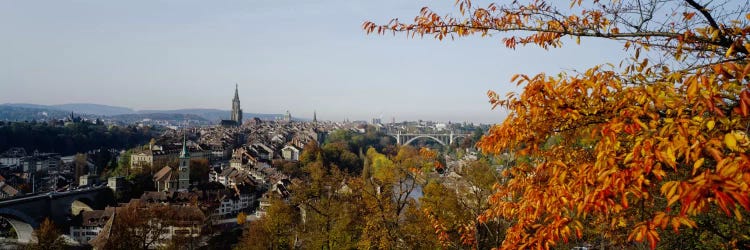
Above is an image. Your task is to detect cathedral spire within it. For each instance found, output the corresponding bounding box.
[231,84,243,125]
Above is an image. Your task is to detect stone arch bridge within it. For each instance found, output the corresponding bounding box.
[387,132,471,146]
[0,187,114,244]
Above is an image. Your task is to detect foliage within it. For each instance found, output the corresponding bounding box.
[422,159,506,249]
[366,0,750,249]
[190,158,210,184]
[112,172,154,203]
[237,212,247,225]
[73,153,89,182]
[26,218,66,250]
[325,127,395,155]
[107,149,134,178]
[235,198,299,250]
[355,146,441,249]
[300,140,362,174]
[238,146,455,249]
[97,200,173,250]
[275,160,304,179]
[291,161,361,249]
[0,121,156,155]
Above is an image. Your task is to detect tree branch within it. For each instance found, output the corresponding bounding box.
[684,0,748,54]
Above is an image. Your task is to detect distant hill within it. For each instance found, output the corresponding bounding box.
[54,103,135,116]
[2,103,135,116]
[138,108,284,122]
[110,113,208,123]
[0,103,286,123]
[0,105,74,121]
[137,108,230,122]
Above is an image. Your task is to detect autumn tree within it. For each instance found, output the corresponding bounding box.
[235,198,299,250]
[422,159,506,249]
[96,201,174,250]
[355,146,440,249]
[289,161,361,249]
[367,0,750,249]
[73,153,89,182]
[26,218,66,250]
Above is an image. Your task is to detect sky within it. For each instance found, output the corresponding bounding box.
[0,0,628,124]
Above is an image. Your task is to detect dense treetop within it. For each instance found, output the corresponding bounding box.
[0,121,156,155]
[366,0,750,249]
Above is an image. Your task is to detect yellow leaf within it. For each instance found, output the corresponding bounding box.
[707,120,715,130]
[725,133,739,151]
[711,29,720,40]
[726,44,735,57]
[692,158,705,175]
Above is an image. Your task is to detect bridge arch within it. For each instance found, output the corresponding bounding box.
[403,135,447,146]
[383,134,399,145]
[0,208,35,244]
[71,198,95,216]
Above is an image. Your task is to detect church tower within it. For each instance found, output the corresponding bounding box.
[231,84,243,125]
[178,133,190,191]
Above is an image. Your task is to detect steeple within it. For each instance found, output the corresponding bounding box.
[180,132,190,158]
[231,84,243,125]
[313,110,317,123]
[177,131,190,191]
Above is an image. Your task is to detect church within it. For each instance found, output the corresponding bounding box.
[221,84,243,127]
[153,134,191,192]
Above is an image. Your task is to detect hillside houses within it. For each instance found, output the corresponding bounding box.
[130,143,208,171]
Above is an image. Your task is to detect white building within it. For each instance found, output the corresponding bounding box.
[281,145,301,161]
[70,209,110,245]
[210,192,255,219]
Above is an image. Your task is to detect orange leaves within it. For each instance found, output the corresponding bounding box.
[660,181,681,206]
[503,36,517,49]
[628,221,660,249]
[476,59,750,249]
[650,212,696,235]
[686,76,699,100]
[682,12,696,21]
[423,208,452,247]
[365,1,750,249]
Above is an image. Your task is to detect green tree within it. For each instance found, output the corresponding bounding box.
[111,149,133,177]
[355,146,439,249]
[189,158,210,184]
[291,162,361,249]
[73,153,89,182]
[421,159,506,249]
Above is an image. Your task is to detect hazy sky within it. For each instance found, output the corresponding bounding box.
[0,1,627,123]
